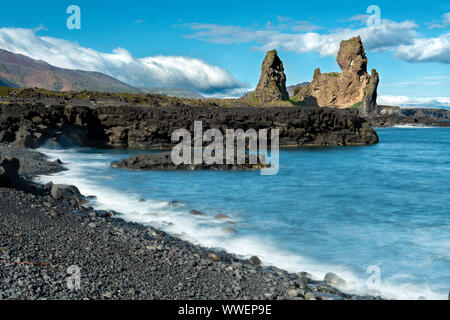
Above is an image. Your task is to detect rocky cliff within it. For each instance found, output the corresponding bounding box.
[294,37,379,115]
[365,105,450,127]
[0,102,378,149]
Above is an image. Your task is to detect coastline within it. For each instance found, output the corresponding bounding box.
[0,143,381,300]
[0,3,449,305]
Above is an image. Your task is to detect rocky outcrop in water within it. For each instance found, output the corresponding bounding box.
[365,105,450,127]
[294,37,379,115]
[111,152,269,170]
[0,102,379,149]
[253,50,289,103]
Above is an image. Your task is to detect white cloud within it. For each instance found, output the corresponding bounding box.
[33,23,48,32]
[273,16,324,32]
[0,27,248,95]
[183,17,450,64]
[184,19,418,57]
[381,79,447,87]
[348,14,370,23]
[427,12,450,29]
[378,95,450,109]
[395,33,450,64]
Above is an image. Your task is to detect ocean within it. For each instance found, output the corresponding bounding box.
[36,127,450,300]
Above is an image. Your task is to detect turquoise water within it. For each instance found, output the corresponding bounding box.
[37,127,450,300]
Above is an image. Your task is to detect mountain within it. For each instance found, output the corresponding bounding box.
[0,49,136,92]
[0,49,207,98]
[138,87,203,98]
[287,82,310,97]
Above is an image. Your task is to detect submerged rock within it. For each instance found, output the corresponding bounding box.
[215,214,231,220]
[168,200,184,208]
[223,227,237,234]
[190,210,206,216]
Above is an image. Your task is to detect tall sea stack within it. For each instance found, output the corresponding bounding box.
[254,50,289,103]
[294,36,379,115]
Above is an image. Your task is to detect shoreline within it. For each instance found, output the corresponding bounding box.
[0,143,382,300]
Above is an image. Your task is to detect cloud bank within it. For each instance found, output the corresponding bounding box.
[0,27,248,95]
[378,95,450,109]
[184,17,450,64]
[395,33,450,64]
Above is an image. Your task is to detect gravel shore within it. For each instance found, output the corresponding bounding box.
[0,144,380,300]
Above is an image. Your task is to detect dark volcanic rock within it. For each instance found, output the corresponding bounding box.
[324,272,346,287]
[249,256,262,266]
[12,127,41,148]
[0,103,379,149]
[366,105,450,127]
[0,157,20,188]
[190,210,206,216]
[111,152,269,170]
[254,50,289,103]
[0,144,63,177]
[215,214,231,220]
[51,184,81,200]
[361,69,380,116]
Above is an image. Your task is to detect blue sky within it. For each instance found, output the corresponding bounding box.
[0,0,449,106]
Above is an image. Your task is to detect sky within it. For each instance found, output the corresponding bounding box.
[0,0,449,107]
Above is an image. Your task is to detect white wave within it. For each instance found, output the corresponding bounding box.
[35,147,447,300]
[392,125,435,128]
